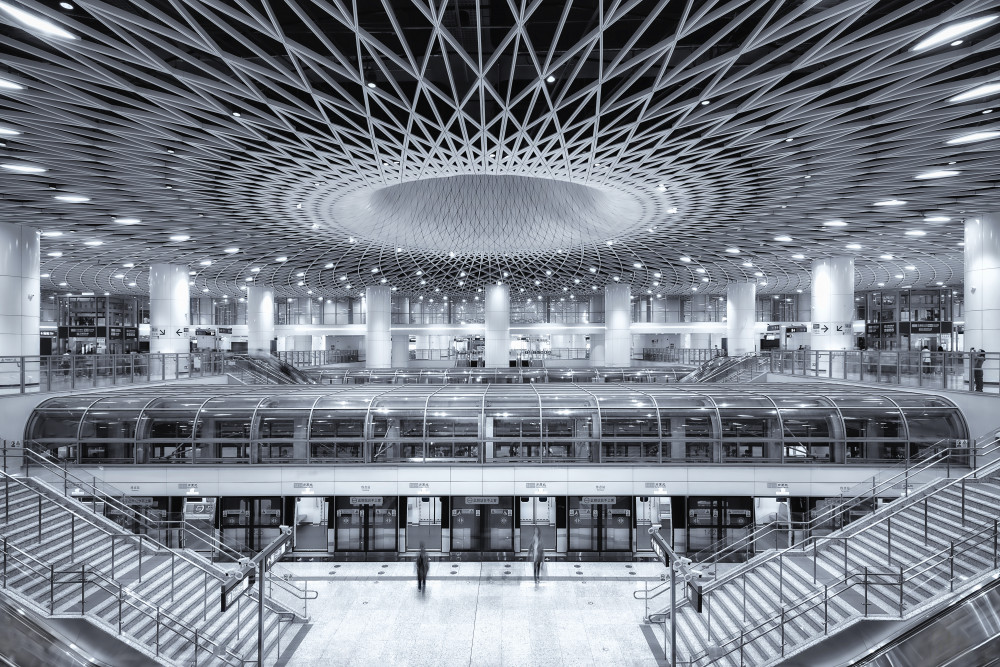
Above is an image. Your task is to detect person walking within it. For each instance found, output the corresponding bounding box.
[921,346,931,375]
[974,348,987,392]
[416,543,429,593]
[530,527,544,584]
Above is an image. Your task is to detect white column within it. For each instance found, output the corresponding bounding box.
[589,334,605,367]
[810,257,855,351]
[247,286,274,355]
[485,283,510,368]
[0,223,39,357]
[149,263,190,355]
[392,333,409,367]
[966,214,1000,385]
[604,284,631,366]
[366,285,391,368]
[726,282,757,355]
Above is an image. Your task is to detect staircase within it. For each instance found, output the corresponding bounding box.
[0,473,296,666]
[651,440,1000,666]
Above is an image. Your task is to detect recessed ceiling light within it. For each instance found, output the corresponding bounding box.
[880,254,894,260]
[224,247,239,253]
[115,217,141,225]
[589,267,598,273]
[873,199,906,206]
[924,216,951,222]
[905,265,916,270]
[0,126,20,136]
[774,235,792,242]
[53,194,89,202]
[41,230,62,237]
[792,254,806,260]
[655,184,666,192]
[946,130,1000,145]
[232,111,241,117]
[1,163,45,173]
[904,230,927,236]
[895,274,904,279]
[824,220,848,227]
[950,80,1000,102]
[83,240,102,246]
[275,256,287,262]
[200,260,212,266]
[251,267,261,273]
[59,2,73,8]
[914,169,960,179]
[679,256,691,262]
[366,82,376,89]
[122,262,134,268]
[0,77,24,90]
[695,267,706,273]
[202,288,210,293]
[912,15,998,51]
[244,276,253,282]
[725,248,740,254]
[114,273,124,279]
[846,243,862,250]
[700,100,710,106]
[545,75,555,83]
[0,1,77,39]
[47,251,62,257]
[40,273,49,278]
[169,234,190,241]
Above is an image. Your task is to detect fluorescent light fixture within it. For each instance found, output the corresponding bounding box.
[905,265,916,270]
[54,194,89,202]
[915,169,960,179]
[905,230,926,236]
[874,199,906,206]
[114,274,124,279]
[0,126,20,136]
[912,15,998,51]
[0,77,23,90]
[169,234,190,241]
[946,130,1000,145]
[1,163,46,173]
[950,81,1000,102]
[824,220,847,227]
[0,1,77,39]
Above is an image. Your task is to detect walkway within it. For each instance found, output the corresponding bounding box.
[279,561,670,667]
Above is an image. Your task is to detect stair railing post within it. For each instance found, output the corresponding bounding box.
[49,564,54,612]
[779,554,784,604]
[950,542,955,592]
[2,537,6,587]
[37,494,42,541]
[994,519,998,570]
[899,567,904,615]
[924,498,929,545]
[80,564,85,613]
[156,608,160,655]
[171,553,175,602]
[71,515,75,560]
[961,479,966,527]
[138,535,143,581]
[117,584,122,633]
[887,516,892,564]
[824,584,828,633]
[780,607,785,656]
[864,567,869,616]
[742,573,746,622]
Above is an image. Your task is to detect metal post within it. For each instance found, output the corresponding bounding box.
[924,498,928,545]
[995,519,998,570]
[961,479,966,526]
[887,516,891,564]
[71,515,75,560]
[950,542,955,592]
[824,585,828,633]
[138,535,143,581]
[156,608,160,655]
[171,554,175,602]
[779,555,784,603]
[258,560,265,667]
[899,568,904,615]
[37,494,42,540]
[864,567,869,615]
[80,564,85,613]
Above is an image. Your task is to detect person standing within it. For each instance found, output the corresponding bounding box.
[974,348,987,392]
[530,527,543,584]
[921,345,931,375]
[416,543,429,593]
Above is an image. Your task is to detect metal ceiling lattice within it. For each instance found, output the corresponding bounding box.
[1,0,998,300]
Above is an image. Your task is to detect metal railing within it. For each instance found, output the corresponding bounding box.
[667,434,1000,665]
[274,350,359,366]
[765,349,1000,394]
[641,348,719,364]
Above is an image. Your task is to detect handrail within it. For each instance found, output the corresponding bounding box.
[702,438,1000,595]
[689,439,958,568]
[0,531,243,666]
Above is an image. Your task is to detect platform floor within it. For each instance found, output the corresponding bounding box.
[277,561,671,667]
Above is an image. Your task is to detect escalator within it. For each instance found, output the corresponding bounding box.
[229,354,315,384]
[782,575,1000,666]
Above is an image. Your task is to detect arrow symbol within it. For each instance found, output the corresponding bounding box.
[836,325,843,332]
[821,325,829,333]
[175,328,184,336]
[158,329,165,336]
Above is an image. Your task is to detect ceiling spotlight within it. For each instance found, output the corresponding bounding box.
[169,234,190,241]
[200,260,212,266]
[122,262,134,268]
[366,81,376,89]
[53,194,89,202]
[905,230,927,236]
[115,217,141,225]
[275,256,287,262]
[700,100,710,106]
[41,230,62,237]
[951,81,1000,102]
[946,130,1000,145]
[824,220,848,227]
[83,240,102,246]
[725,248,740,254]
[905,265,916,270]
[224,247,239,253]
[0,77,24,90]
[773,235,792,242]
[0,126,20,136]
[47,251,62,257]
[324,263,334,269]
[656,184,666,192]
[912,15,998,51]
[59,2,73,8]
[0,1,77,39]
[792,254,806,260]
[588,267,597,273]
[873,199,906,206]
[846,243,862,250]
[1,163,46,173]
[880,254,894,260]
[679,256,691,262]
[914,169,960,179]
[545,75,555,83]
[924,216,951,222]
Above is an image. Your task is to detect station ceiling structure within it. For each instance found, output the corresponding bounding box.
[1,0,999,299]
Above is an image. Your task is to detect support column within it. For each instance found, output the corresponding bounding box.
[247,286,274,355]
[366,285,391,368]
[484,283,510,368]
[391,333,409,367]
[149,263,190,355]
[604,284,631,367]
[966,214,1000,386]
[726,282,757,355]
[0,223,39,358]
[810,257,855,351]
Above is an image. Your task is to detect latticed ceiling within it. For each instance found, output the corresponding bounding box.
[1,0,998,300]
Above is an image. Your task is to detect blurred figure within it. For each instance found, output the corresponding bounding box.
[530,527,543,584]
[974,348,986,392]
[921,346,931,375]
[416,542,429,593]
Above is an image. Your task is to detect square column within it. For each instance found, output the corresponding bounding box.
[484,283,510,368]
[149,263,190,355]
[966,214,1000,386]
[0,223,39,357]
[604,284,631,367]
[810,257,855,351]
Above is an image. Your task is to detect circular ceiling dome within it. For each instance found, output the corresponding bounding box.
[327,174,645,254]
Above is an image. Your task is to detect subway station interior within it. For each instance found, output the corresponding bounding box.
[3,1,1000,665]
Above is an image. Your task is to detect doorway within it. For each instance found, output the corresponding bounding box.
[333,497,397,552]
[293,496,328,551]
[405,496,444,551]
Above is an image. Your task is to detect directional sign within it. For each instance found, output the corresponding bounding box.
[836,325,844,332]
[175,328,184,336]
[220,570,252,612]
[821,325,829,333]
[158,329,165,336]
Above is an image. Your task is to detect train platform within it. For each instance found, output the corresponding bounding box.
[277,560,674,667]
